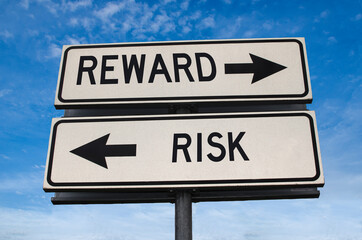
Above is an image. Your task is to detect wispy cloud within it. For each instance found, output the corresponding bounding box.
[64,0,92,12]
[150,11,175,34]
[94,1,126,22]
[47,43,62,59]
[0,89,12,98]
[243,29,257,38]
[0,30,14,40]
[0,154,10,160]
[87,0,216,40]
[69,17,95,31]
[197,16,216,30]
[39,0,60,15]
[262,20,274,30]
[22,0,92,14]
[19,0,29,9]
[180,0,190,10]
[194,198,362,240]
[327,36,337,44]
[0,171,43,193]
[0,204,174,240]
[314,9,330,22]
[352,13,362,21]
[163,0,176,4]
[320,10,329,18]
[63,35,87,45]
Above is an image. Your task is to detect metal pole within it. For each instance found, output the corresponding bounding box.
[175,191,192,240]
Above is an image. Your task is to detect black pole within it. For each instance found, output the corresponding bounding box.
[175,191,192,240]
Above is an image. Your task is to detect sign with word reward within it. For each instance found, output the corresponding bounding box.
[43,111,323,191]
[54,38,312,108]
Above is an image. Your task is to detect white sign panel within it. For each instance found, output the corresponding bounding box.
[43,111,323,191]
[55,38,312,108]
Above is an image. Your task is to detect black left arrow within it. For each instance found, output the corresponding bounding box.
[70,134,136,169]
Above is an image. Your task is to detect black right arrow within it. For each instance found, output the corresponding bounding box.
[225,53,287,84]
[70,134,136,169]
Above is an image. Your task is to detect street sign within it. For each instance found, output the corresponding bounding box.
[43,111,323,191]
[54,38,312,108]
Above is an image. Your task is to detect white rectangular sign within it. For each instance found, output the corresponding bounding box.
[43,111,323,191]
[55,38,312,108]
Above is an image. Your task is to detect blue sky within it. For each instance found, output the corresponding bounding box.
[0,0,361,239]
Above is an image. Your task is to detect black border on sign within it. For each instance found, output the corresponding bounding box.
[46,112,321,189]
[56,39,310,106]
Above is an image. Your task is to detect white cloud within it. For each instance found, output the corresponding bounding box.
[149,11,175,34]
[190,10,202,20]
[69,17,78,26]
[198,16,215,29]
[25,0,92,14]
[63,35,87,45]
[194,198,362,240]
[180,0,190,10]
[0,89,12,98]
[262,21,273,30]
[320,10,329,18]
[314,9,330,22]
[63,0,92,11]
[137,4,156,27]
[69,17,94,31]
[215,16,243,38]
[82,1,213,39]
[327,36,337,44]
[46,43,62,59]
[0,30,14,39]
[243,29,257,38]
[65,36,81,45]
[38,0,60,15]
[27,29,39,37]
[0,171,42,193]
[0,154,10,160]
[92,0,144,34]
[163,0,176,4]
[352,13,362,21]
[0,204,174,240]
[182,26,191,34]
[94,1,126,21]
[289,26,301,34]
[178,10,201,35]
[19,0,29,9]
